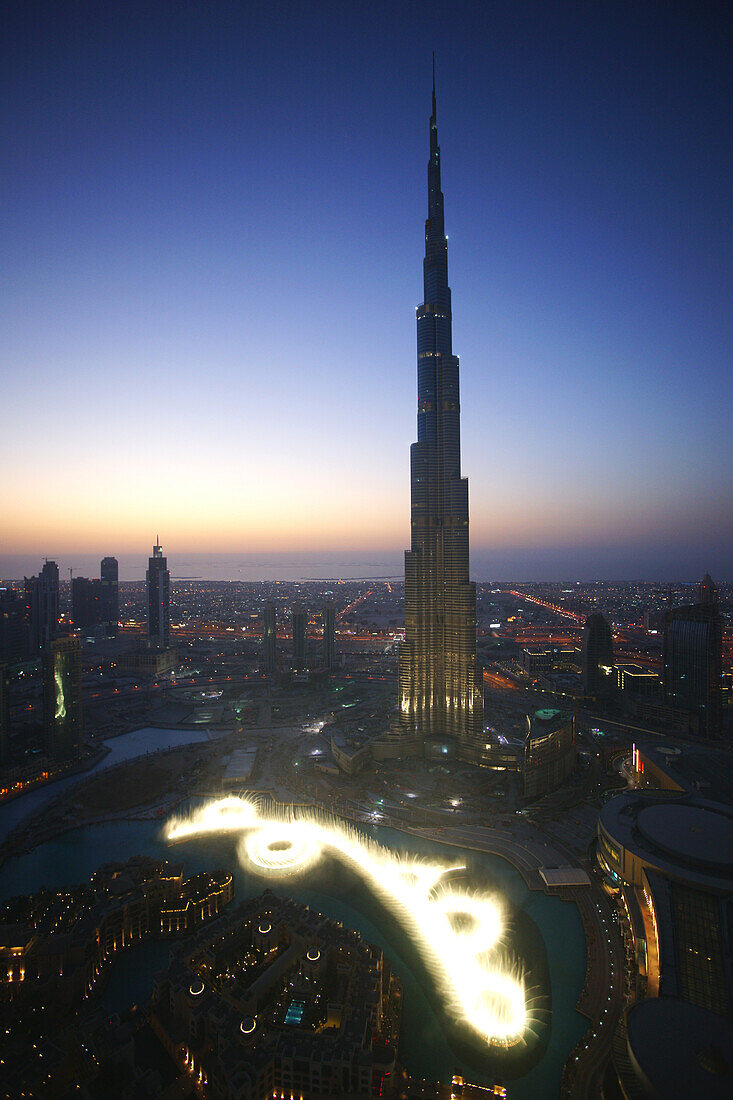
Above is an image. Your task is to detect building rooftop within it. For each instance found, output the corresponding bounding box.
[636,803,733,871]
[626,997,733,1099]
[539,868,590,888]
[223,748,257,783]
[600,791,733,893]
[636,740,733,805]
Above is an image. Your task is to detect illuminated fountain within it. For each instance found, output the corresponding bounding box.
[167,796,528,1046]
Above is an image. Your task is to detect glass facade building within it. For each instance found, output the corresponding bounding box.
[0,663,9,765]
[43,635,83,760]
[398,74,484,763]
[663,604,722,738]
[100,555,119,636]
[24,560,60,651]
[146,538,171,648]
[71,576,103,632]
[581,612,615,696]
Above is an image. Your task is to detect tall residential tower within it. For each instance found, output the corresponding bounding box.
[43,635,83,761]
[100,556,119,636]
[581,613,615,696]
[25,560,60,652]
[397,70,485,764]
[663,573,722,739]
[146,537,171,648]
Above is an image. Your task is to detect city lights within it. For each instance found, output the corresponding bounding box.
[167,797,527,1045]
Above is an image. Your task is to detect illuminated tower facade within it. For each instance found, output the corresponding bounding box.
[146,537,170,648]
[43,635,83,760]
[398,70,484,763]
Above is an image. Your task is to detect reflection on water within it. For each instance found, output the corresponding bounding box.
[0,817,587,1097]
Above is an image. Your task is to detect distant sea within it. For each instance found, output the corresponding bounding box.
[2,550,722,584]
[0,552,405,584]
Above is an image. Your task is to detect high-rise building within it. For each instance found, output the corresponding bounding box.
[100,556,119,636]
[43,636,83,760]
[697,571,718,607]
[24,560,60,652]
[663,574,722,738]
[524,708,576,800]
[292,606,307,671]
[71,577,104,633]
[146,537,170,648]
[262,602,277,677]
[0,588,27,665]
[0,663,10,765]
[615,663,658,695]
[581,613,615,696]
[322,602,336,671]
[397,69,484,763]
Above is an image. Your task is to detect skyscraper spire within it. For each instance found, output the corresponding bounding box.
[396,70,485,764]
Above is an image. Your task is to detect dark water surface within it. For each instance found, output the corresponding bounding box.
[0,818,587,1097]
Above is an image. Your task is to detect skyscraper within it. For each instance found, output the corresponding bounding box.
[0,663,10,765]
[697,572,718,607]
[397,69,484,763]
[71,576,103,633]
[292,606,307,671]
[43,635,83,760]
[100,556,119,636]
[0,588,27,665]
[146,537,170,648]
[581,612,615,696]
[322,602,336,672]
[262,602,277,677]
[24,560,60,652]
[663,574,722,738]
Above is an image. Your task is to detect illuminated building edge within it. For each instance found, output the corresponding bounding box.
[393,70,485,764]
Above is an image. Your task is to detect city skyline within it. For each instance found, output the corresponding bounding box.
[3,2,731,579]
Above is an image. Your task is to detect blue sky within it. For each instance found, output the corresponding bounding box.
[2,1,731,579]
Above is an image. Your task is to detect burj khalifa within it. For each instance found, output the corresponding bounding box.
[397,69,485,764]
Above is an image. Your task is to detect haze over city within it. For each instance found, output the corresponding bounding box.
[3,0,731,580]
